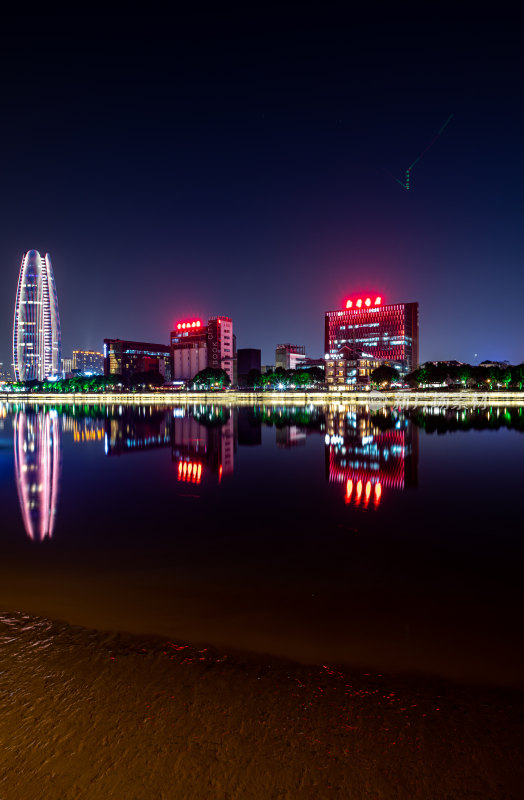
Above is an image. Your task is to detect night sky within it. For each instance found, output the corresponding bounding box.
[1,9,523,369]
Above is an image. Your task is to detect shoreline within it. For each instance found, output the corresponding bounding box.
[3,389,524,406]
[1,610,523,799]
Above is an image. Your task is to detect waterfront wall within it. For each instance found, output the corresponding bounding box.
[2,390,524,406]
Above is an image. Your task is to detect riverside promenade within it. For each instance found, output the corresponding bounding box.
[2,389,524,406]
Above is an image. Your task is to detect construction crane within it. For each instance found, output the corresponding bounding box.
[387,114,453,190]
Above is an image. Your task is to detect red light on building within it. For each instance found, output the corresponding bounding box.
[374,482,382,503]
[345,478,353,503]
[356,480,363,502]
[365,480,372,500]
[176,319,202,330]
[343,295,384,309]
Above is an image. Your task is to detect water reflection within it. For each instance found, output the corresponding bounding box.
[172,406,235,482]
[11,402,524,542]
[13,409,61,541]
[325,407,418,509]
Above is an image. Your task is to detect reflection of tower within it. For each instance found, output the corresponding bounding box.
[13,250,61,381]
[324,408,417,508]
[14,410,62,541]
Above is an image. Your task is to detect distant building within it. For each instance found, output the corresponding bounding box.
[275,344,306,371]
[237,348,261,386]
[479,360,511,368]
[73,350,104,374]
[13,250,61,381]
[325,294,418,375]
[104,339,171,381]
[170,315,235,384]
[428,360,465,367]
[296,357,325,370]
[61,357,74,378]
[325,346,381,387]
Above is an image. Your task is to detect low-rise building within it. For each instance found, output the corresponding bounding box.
[104,339,171,381]
[275,344,306,371]
[325,346,381,388]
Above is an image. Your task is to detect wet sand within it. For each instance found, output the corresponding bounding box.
[1,613,522,799]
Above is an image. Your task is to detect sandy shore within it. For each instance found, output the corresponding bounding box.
[0,612,522,799]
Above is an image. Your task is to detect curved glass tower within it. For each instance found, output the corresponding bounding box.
[13,250,61,381]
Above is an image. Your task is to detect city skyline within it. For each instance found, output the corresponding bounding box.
[1,11,523,368]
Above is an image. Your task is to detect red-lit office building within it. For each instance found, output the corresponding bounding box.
[325,294,419,375]
[170,316,235,383]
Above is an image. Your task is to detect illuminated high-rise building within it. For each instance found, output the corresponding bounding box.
[325,294,418,375]
[13,250,61,381]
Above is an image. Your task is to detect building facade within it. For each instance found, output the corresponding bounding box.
[325,295,418,375]
[73,350,104,374]
[275,344,306,371]
[325,346,381,387]
[170,316,235,384]
[104,339,171,381]
[237,348,261,386]
[13,250,61,381]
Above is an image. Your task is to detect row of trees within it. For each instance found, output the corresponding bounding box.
[248,366,325,389]
[369,362,524,390]
[188,366,326,390]
[8,371,168,393]
[10,375,121,393]
[7,361,524,394]
[404,362,524,390]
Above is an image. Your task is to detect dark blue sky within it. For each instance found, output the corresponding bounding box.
[1,8,523,368]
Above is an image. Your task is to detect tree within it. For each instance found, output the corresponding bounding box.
[191,368,231,390]
[510,363,524,390]
[130,371,165,389]
[370,365,400,388]
[246,368,261,388]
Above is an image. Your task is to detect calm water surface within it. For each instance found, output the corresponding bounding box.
[1,400,523,685]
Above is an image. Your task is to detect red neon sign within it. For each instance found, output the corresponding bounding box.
[176,320,202,330]
[345,295,383,309]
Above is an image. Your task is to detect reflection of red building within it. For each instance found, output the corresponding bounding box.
[325,409,418,508]
[172,412,235,483]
